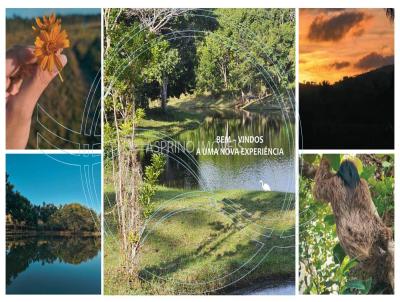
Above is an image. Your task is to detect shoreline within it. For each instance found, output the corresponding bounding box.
[6,230,101,238]
[136,95,294,148]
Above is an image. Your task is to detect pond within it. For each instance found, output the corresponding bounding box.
[234,281,296,295]
[6,236,101,294]
[141,109,295,193]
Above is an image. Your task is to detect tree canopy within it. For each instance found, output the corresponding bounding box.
[104,8,295,116]
[6,174,100,232]
[196,9,295,96]
[48,203,99,232]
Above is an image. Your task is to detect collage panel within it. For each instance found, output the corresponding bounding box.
[6,8,101,150]
[5,153,102,294]
[299,8,394,149]
[103,8,296,295]
[299,154,394,294]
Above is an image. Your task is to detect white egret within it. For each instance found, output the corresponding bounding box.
[259,180,271,191]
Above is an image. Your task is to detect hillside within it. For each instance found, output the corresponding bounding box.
[300,65,394,149]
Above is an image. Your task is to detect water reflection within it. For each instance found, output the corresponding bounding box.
[6,236,101,294]
[142,109,294,192]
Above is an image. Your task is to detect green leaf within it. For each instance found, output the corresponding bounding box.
[363,277,372,293]
[351,157,363,174]
[324,214,335,226]
[344,278,372,294]
[345,279,365,291]
[382,161,392,168]
[323,154,341,171]
[303,154,317,164]
[333,243,346,264]
[340,256,358,275]
[360,165,375,180]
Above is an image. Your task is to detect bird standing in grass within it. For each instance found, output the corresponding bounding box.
[260,180,271,191]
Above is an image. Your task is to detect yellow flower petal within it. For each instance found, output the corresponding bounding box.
[32,13,69,79]
[54,54,63,70]
[40,55,49,70]
[48,54,55,72]
[36,17,44,28]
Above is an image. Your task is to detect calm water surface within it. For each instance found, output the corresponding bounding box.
[6,236,101,294]
[234,282,295,295]
[142,109,294,193]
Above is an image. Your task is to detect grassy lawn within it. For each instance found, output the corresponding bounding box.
[104,185,294,295]
[167,93,238,110]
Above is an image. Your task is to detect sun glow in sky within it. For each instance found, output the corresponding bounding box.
[299,8,394,84]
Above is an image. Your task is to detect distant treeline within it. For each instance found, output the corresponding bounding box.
[6,174,100,233]
[6,14,101,149]
[299,65,394,149]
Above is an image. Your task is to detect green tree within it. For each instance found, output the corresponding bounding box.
[48,203,100,232]
[6,174,37,226]
[37,203,58,224]
[143,39,180,112]
[196,9,295,100]
[196,33,231,93]
[104,8,148,277]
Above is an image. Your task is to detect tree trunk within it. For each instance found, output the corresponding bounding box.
[161,76,168,112]
[223,66,228,89]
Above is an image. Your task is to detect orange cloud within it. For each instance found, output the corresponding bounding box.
[308,11,370,42]
[354,52,394,69]
[299,8,394,83]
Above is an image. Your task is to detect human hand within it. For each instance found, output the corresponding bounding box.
[6,45,67,149]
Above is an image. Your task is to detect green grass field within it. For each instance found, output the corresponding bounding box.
[105,92,294,294]
[104,185,294,294]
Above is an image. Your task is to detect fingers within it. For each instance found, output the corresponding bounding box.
[6,46,37,102]
[33,54,68,91]
[6,76,11,91]
[7,78,23,96]
[6,54,68,120]
[6,46,36,77]
[6,77,23,101]
[6,47,68,150]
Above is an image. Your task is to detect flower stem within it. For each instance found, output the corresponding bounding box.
[57,70,64,82]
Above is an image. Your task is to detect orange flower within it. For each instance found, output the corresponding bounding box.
[33,15,70,82]
[32,13,61,32]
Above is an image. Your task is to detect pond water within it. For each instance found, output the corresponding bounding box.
[6,236,101,294]
[234,281,295,295]
[141,109,294,193]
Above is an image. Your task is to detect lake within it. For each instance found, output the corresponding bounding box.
[141,109,295,193]
[6,236,101,294]
[233,281,295,295]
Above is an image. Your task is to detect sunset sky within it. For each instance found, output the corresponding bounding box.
[299,8,394,84]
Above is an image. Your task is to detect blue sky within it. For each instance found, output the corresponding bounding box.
[6,8,100,19]
[6,154,101,213]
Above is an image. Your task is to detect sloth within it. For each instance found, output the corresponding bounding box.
[313,158,394,290]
